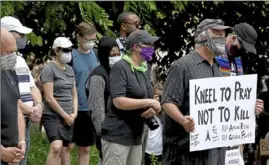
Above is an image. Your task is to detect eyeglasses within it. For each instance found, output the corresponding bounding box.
[81,36,97,42]
[58,47,72,53]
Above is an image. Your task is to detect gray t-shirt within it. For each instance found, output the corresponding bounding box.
[40,62,75,116]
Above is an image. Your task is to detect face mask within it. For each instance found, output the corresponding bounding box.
[109,56,121,67]
[140,47,155,62]
[0,52,17,70]
[227,44,243,57]
[60,52,72,64]
[207,37,226,56]
[16,35,27,49]
[82,41,95,50]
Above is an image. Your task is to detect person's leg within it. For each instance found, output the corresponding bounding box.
[46,140,63,165]
[78,146,91,165]
[127,144,142,165]
[61,143,74,165]
[141,124,148,165]
[73,111,95,165]
[102,139,130,165]
[144,153,151,165]
[19,117,31,165]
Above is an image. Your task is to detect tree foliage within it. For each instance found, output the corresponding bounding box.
[1,1,268,79]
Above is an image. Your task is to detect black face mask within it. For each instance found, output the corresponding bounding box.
[228,45,244,57]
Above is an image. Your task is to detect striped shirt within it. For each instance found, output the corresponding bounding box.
[161,50,223,165]
[215,54,243,76]
[15,55,35,108]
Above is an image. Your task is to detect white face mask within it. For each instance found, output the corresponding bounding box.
[82,41,95,50]
[109,56,121,67]
[60,52,72,64]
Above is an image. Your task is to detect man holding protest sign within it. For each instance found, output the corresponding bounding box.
[161,19,231,165]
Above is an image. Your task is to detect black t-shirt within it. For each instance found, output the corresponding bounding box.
[1,70,20,147]
[101,60,154,145]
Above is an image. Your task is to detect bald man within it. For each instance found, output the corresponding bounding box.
[1,28,26,165]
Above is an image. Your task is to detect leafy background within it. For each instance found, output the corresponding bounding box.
[1,1,268,79]
[1,1,269,164]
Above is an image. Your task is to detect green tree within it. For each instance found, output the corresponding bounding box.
[1,1,268,79]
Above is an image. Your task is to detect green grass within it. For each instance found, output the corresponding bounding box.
[28,124,99,165]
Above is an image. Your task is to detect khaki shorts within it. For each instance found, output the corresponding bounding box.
[102,139,142,165]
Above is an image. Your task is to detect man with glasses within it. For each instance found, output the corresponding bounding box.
[116,12,141,55]
[71,21,99,165]
[1,16,43,165]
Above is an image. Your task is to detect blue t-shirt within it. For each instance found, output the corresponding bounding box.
[71,49,98,111]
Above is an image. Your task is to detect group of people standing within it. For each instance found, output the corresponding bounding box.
[1,11,268,165]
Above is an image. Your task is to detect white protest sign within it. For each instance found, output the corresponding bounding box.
[225,148,244,165]
[189,74,257,152]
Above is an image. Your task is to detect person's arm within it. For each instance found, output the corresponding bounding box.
[110,63,157,111]
[162,103,188,125]
[17,101,26,152]
[88,75,106,135]
[161,63,194,132]
[70,81,78,118]
[18,99,32,115]
[40,67,68,118]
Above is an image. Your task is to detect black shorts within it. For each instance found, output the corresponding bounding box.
[42,114,73,147]
[73,111,95,146]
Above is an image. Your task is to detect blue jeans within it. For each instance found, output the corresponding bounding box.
[19,117,31,165]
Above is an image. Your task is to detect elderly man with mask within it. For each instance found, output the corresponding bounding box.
[1,16,43,165]
[216,22,264,163]
[1,28,26,165]
[161,19,231,165]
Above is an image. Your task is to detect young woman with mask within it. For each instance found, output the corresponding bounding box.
[101,30,161,165]
[40,37,77,165]
[70,21,99,165]
[86,36,121,165]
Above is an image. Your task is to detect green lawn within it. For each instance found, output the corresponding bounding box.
[27,124,99,165]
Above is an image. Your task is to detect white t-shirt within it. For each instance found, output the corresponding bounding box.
[145,116,163,156]
[15,55,35,108]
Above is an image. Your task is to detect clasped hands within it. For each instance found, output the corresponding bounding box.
[141,99,162,119]
[1,141,26,164]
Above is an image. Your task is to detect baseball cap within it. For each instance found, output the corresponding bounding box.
[52,37,73,49]
[195,19,231,38]
[233,23,257,55]
[1,16,32,34]
[126,30,160,49]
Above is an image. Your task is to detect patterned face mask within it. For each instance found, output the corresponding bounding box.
[0,52,17,70]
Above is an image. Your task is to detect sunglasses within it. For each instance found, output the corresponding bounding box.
[58,48,72,53]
